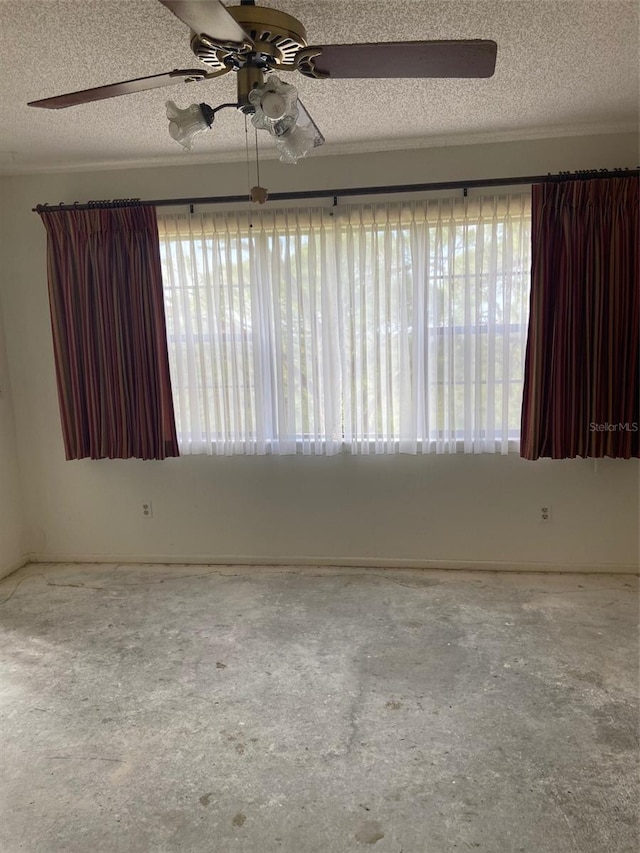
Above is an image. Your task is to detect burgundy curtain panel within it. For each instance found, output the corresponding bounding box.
[39,205,179,460]
[521,177,639,459]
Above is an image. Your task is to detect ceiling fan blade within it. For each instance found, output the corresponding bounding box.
[27,70,211,109]
[159,0,249,44]
[302,40,497,79]
[296,98,324,148]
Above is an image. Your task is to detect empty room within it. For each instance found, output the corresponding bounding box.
[0,1,638,851]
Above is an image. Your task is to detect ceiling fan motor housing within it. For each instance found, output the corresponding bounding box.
[191,4,309,73]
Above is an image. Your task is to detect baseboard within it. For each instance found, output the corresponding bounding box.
[28,552,639,575]
[0,555,29,582]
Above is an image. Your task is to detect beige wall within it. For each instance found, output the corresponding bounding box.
[0,294,26,577]
[1,133,638,571]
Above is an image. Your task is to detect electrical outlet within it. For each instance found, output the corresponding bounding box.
[142,500,153,519]
[540,505,552,523]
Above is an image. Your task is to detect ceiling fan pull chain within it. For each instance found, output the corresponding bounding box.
[254,126,261,189]
[244,114,252,199]
[248,125,269,205]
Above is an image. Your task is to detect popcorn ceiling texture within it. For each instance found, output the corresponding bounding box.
[0,0,637,173]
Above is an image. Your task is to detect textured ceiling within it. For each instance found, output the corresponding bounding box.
[0,0,637,174]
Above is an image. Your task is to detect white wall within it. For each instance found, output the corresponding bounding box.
[1,133,638,572]
[0,293,26,577]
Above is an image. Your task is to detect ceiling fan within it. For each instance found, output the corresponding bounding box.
[28,0,497,163]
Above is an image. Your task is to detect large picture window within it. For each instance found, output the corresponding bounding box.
[158,194,531,455]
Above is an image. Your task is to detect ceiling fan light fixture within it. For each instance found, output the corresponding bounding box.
[249,76,299,136]
[244,74,325,164]
[274,124,316,164]
[166,100,215,150]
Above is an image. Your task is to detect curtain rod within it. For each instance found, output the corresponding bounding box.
[32,167,639,212]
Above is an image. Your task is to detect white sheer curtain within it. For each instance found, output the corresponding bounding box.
[158,193,530,455]
[159,209,341,455]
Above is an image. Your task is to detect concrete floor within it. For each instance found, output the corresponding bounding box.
[0,563,637,853]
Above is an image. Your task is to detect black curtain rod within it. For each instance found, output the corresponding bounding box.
[32,167,639,213]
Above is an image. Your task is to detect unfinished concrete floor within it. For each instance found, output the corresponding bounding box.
[0,563,638,853]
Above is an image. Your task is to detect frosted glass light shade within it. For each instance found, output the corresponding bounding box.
[274,99,325,164]
[274,124,315,164]
[166,101,212,150]
[249,76,299,138]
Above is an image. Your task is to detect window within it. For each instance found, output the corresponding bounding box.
[158,194,531,455]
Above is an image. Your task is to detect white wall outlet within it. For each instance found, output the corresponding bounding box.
[540,505,552,523]
[142,500,153,519]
